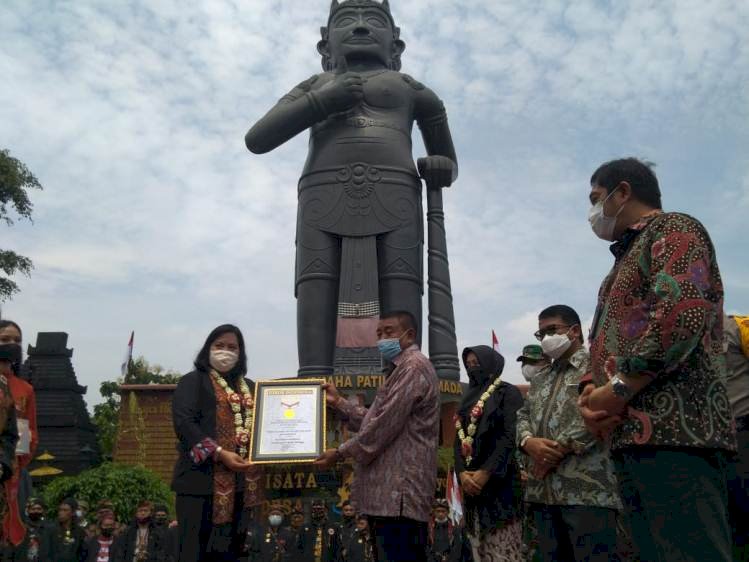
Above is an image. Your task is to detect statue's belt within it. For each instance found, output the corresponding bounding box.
[298,163,420,192]
[314,116,411,138]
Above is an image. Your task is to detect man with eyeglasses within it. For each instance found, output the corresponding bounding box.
[516,305,620,562]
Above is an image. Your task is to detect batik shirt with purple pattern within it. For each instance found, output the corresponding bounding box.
[588,210,735,451]
[337,344,440,522]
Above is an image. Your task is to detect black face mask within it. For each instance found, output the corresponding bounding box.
[27,512,43,522]
[101,528,114,538]
[0,344,21,372]
[154,516,168,527]
[467,366,486,386]
[312,512,326,523]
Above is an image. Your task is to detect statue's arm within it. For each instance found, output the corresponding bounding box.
[413,83,459,182]
[245,74,331,154]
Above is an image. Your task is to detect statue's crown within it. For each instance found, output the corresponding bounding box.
[328,0,394,24]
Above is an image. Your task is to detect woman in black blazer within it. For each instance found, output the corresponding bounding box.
[172,324,259,562]
[454,345,524,561]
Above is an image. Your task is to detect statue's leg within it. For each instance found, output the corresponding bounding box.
[378,220,424,346]
[296,227,341,377]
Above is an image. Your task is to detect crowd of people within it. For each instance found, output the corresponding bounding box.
[2,496,176,561]
[0,155,747,562]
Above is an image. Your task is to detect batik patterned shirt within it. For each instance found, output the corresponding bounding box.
[337,344,440,522]
[516,348,621,509]
[588,211,735,451]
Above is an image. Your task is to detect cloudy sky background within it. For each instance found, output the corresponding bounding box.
[1,0,748,407]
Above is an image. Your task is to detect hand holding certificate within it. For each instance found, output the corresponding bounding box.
[249,379,326,464]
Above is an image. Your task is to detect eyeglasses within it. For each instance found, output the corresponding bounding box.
[534,324,570,341]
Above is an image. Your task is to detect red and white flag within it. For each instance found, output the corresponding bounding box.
[492,330,500,351]
[121,331,134,376]
[446,467,464,526]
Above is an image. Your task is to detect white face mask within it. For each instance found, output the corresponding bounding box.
[269,514,283,527]
[540,333,572,360]
[434,515,448,524]
[588,187,626,241]
[210,349,239,373]
[521,363,547,382]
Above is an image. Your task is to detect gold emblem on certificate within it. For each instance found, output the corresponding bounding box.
[249,379,326,464]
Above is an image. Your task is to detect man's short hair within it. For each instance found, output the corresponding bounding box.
[539,305,583,343]
[590,158,662,209]
[380,310,418,334]
[136,500,154,511]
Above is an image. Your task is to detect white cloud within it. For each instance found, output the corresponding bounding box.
[0,0,747,405]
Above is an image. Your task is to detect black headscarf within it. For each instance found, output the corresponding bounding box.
[458,345,505,417]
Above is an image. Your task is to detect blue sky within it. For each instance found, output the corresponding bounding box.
[1,0,747,406]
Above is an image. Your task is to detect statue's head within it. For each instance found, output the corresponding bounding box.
[318,0,406,71]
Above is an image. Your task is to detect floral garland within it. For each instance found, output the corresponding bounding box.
[455,377,501,465]
[211,370,254,457]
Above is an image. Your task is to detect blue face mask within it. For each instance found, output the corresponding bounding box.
[377,338,402,362]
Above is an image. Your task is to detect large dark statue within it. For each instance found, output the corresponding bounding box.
[246,0,459,379]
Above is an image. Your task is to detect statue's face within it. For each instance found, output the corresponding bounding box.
[327,6,395,66]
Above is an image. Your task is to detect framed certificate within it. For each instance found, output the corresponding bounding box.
[249,378,326,464]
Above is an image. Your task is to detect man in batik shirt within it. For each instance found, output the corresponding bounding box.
[579,157,735,561]
[314,310,440,562]
[517,305,620,562]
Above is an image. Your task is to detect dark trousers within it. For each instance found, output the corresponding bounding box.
[369,516,427,562]
[529,503,616,562]
[613,447,732,562]
[176,494,244,562]
[729,419,749,561]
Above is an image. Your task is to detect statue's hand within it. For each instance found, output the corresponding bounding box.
[315,56,363,115]
[417,155,456,189]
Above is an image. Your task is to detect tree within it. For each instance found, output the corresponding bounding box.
[42,462,173,522]
[93,356,181,459]
[0,149,43,301]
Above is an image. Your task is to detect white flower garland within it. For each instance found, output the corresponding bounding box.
[211,370,254,457]
[455,378,501,466]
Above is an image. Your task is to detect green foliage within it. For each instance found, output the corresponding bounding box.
[437,445,455,473]
[93,356,181,459]
[41,462,173,522]
[0,148,42,302]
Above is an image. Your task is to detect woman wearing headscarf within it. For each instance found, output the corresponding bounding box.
[454,345,524,561]
[171,324,262,562]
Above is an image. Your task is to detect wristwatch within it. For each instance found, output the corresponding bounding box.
[610,375,634,401]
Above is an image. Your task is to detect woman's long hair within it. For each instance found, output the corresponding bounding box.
[193,324,248,378]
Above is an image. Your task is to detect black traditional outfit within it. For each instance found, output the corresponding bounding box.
[297,520,341,561]
[426,518,473,562]
[114,518,168,562]
[253,526,295,562]
[345,528,375,562]
[454,346,524,561]
[335,517,356,561]
[171,370,261,562]
[40,520,87,562]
